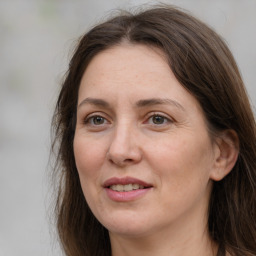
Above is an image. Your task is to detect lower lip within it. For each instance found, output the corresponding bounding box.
[105,188,152,202]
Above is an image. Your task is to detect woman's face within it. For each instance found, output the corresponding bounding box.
[74,44,219,239]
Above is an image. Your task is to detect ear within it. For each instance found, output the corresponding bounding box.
[210,130,239,181]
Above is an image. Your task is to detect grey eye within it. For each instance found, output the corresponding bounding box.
[152,115,165,124]
[92,116,105,125]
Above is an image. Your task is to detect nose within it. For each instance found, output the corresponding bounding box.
[107,122,142,167]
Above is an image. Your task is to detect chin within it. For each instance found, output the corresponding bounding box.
[98,211,153,238]
[108,225,152,238]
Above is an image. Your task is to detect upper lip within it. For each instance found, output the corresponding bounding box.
[103,176,153,188]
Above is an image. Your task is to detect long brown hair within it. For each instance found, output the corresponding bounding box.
[52,6,256,256]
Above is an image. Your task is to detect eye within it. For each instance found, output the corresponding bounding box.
[84,115,108,126]
[146,114,173,126]
[151,115,166,124]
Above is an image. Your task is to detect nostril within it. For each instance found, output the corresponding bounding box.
[108,157,134,166]
[107,146,142,166]
[109,159,115,164]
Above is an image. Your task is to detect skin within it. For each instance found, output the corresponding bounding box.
[73,44,237,256]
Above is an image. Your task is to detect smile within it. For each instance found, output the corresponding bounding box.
[110,184,145,192]
[103,177,153,202]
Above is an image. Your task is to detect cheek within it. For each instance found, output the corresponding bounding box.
[150,138,213,220]
[148,134,213,192]
[73,135,108,213]
[73,135,106,183]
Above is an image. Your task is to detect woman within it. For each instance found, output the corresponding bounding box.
[52,6,256,256]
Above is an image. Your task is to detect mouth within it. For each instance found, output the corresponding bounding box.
[109,183,146,192]
[103,176,153,195]
[104,176,152,189]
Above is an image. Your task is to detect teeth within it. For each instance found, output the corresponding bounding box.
[110,184,145,192]
[124,184,133,191]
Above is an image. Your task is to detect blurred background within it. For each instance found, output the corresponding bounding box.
[0,0,255,255]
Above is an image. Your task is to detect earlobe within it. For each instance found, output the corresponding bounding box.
[210,130,239,181]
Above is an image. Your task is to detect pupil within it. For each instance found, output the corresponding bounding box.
[153,116,164,124]
[94,116,104,124]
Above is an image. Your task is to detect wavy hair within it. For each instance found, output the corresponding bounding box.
[52,6,256,256]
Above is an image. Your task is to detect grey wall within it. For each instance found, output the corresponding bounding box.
[0,0,255,255]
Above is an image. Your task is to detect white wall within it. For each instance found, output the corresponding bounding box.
[0,0,255,255]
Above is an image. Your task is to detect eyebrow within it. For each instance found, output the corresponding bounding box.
[136,98,185,111]
[78,97,110,108]
[78,97,185,111]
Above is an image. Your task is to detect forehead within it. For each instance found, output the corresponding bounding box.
[78,44,201,113]
[82,43,168,81]
[79,44,173,95]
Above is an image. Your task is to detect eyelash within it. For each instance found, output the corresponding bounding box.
[83,115,109,126]
[145,113,173,126]
[82,112,173,129]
